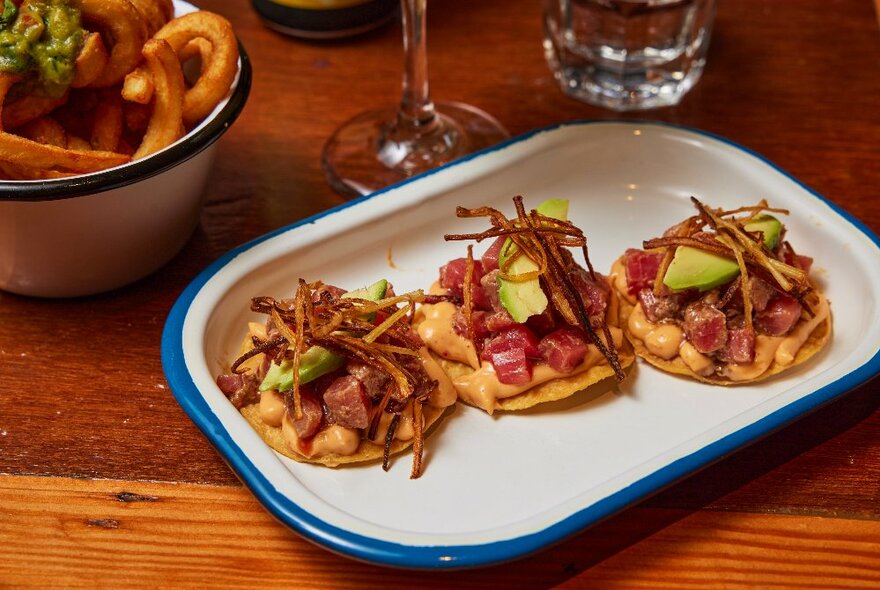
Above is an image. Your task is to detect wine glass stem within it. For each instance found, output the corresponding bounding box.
[398,0,437,132]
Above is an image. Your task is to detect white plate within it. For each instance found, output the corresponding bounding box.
[162,121,880,569]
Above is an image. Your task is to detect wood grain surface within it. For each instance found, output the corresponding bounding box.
[1,0,879,586]
[2,475,879,589]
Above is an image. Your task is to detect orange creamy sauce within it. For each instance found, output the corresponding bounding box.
[419,299,623,414]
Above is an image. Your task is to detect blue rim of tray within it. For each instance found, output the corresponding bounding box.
[161,119,880,570]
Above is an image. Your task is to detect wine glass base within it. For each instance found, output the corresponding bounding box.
[322,101,509,199]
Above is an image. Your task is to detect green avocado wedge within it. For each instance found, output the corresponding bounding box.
[745,214,782,250]
[258,279,388,392]
[662,215,784,292]
[497,199,568,323]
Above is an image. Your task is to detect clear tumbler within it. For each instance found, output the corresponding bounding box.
[543,0,716,111]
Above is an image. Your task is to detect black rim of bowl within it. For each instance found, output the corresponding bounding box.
[0,41,252,202]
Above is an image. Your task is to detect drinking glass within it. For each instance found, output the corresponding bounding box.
[322,0,509,198]
[543,0,717,111]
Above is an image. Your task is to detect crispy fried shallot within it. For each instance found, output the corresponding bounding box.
[463,245,477,357]
[445,195,626,381]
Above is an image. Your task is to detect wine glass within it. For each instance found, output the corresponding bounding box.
[322,0,510,199]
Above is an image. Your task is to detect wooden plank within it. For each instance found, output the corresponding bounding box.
[1,476,878,588]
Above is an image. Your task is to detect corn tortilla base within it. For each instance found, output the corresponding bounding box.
[240,402,451,467]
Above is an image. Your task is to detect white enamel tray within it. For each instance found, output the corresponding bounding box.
[162,121,880,569]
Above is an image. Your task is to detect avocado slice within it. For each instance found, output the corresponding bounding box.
[662,247,740,292]
[662,215,783,292]
[258,279,388,392]
[744,214,782,250]
[341,278,388,302]
[497,199,568,323]
[341,278,388,322]
[259,347,346,392]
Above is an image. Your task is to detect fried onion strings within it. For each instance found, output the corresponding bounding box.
[445,195,626,381]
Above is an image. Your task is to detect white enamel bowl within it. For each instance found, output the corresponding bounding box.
[0,3,251,298]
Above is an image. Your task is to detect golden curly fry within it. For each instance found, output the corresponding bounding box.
[123,100,151,133]
[91,90,124,152]
[0,132,129,172]
[17,117,69,148]
[133,38,185,159]
[2,93,69,131]
[0,160,75,179]
[66,135,93,151]
[128,0,172,36]
[122,67,154,104]
[71,32,109,89]
[124,37,214,106]
[152,11,238,126]
[72,0,149,87]
[179,36,212,65]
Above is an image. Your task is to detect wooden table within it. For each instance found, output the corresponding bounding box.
[2,0,879,586]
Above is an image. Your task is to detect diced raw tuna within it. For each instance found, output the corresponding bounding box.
[216,373,259,409]
[217,373,245,397]
[747,277,777,312]
[291,386,324,439]
[453,308,490,340]
[638,288,686,322]
[480,269,502,311]
[439,258,490,309]
[720,276,777,313]
[755,293,802,336]
[624,249,663,296]
[718,324,756,364]
[346,361,390,399]
[526,307,558,336]
[539,327,588,373]
[569,266,610,320]
[485,310,518,333]
[683,302,728,353]
[322,375,370,429]
[481,237,505,272]
[481,325,542,360]
[488,348,532,385]
[440,257,484,292]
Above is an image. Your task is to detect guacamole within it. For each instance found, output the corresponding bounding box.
[0,0,85,97]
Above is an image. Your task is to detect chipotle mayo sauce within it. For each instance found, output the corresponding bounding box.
[419,297,624,413]
[416,301,480,369]
[282,414,360,459]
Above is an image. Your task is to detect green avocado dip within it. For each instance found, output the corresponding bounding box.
[0,0,85,97]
